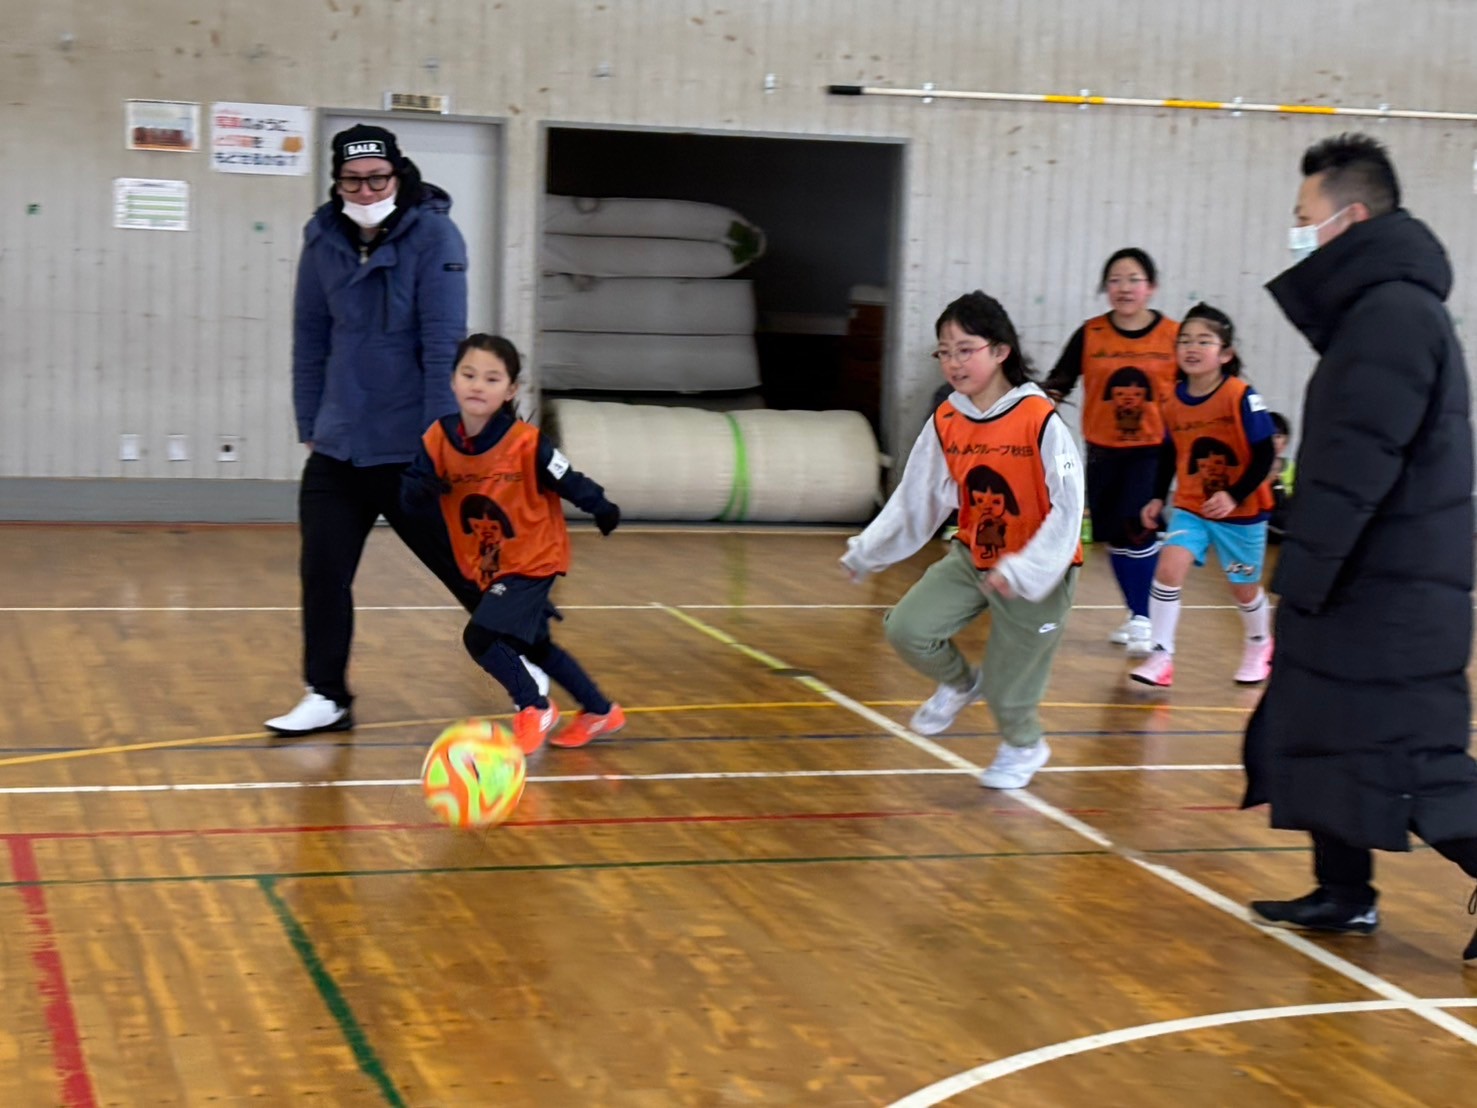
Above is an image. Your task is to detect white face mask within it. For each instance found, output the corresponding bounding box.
[342,193,397,229]
[1288,206,1352,263]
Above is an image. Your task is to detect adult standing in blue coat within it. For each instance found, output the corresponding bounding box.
[267,124,484,735]
[1243,133,1477,960]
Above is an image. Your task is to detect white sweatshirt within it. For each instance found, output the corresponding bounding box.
[841,383,1085,602]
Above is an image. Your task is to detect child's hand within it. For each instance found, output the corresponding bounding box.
[594,505,621,536]
[840,559,866,585]
[1201,492,1235,520]
[979,569,1014,599]
[1140,499,1164,531]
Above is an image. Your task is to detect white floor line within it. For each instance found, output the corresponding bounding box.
[0,602,1249,614]
[890,998,1477,1104]
[0,763,1248,797]
[646,604,1477,1094]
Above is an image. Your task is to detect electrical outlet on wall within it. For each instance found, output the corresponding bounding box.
[119,434,140,461]
[167,435,188,461]
[218,436,241,462]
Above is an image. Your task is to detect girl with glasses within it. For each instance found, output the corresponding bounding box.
[841,292,1083,790]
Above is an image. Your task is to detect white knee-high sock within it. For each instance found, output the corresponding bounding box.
[1238,588,1270,642]
[1148,580,1182,654]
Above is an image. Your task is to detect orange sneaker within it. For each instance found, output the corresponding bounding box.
[550,703,627,749]
[512,702,560,755]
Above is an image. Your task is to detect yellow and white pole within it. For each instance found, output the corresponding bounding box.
[827,84,1477,124]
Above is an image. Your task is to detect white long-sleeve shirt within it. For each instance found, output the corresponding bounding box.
[842,383,1085,602]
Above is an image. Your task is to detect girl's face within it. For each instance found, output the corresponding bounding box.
[453,348,517,427]
[935,321,1010,405]
[1176,319,1234,383]
[1103,258,1155,318]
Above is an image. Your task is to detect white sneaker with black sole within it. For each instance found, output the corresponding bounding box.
[265,689,353,736]
[979,740,1050,789]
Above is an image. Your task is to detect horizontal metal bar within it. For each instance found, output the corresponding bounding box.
[825,84,1477,124]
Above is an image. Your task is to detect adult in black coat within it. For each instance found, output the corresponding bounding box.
[1242,133,1477,960]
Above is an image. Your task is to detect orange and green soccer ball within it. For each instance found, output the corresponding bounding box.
[420,719,526,829]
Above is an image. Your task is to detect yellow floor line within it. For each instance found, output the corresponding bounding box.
[0,696,1261,771]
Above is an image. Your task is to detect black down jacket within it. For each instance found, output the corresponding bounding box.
[1242,209,1477,850]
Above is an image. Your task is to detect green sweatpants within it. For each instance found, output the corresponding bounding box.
[883,541,1078,748]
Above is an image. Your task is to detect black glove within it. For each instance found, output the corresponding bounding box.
[593,505,621,537]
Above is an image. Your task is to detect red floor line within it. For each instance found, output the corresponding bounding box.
[9,803,1251,844]
[18,809,950,841]
[7,836,96,1108]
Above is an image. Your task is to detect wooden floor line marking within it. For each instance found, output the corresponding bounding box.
[0,699,1262,772]
[0,727,1254,761]
[3,803,1270,844]
[0,764,1248,797]
[258,877,406,1108]
[0,601,1256,613]
[651,603,1477,1080]
[6,837,97,1108]
[0,764,1238,796]
[3,848,1117,890]
[15,809,949,841]
[892,998,1477,1103]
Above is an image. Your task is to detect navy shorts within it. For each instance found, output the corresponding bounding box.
[470,574,561,647]
[1085,444,1160,549]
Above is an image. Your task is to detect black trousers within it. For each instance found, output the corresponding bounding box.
[299,452,481,706]
[1085,445,1160,550]
[1314,830,1477,906]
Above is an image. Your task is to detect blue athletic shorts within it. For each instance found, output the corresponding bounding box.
[1162,509,1267,584]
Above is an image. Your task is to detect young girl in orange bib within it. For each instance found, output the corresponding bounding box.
[1131,304,1276,688]
[843,292,1084,789]
[402,334,625,753]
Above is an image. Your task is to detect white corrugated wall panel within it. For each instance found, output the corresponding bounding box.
[3,0,1477,489]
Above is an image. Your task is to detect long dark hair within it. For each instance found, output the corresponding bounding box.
[934,291,1033,387]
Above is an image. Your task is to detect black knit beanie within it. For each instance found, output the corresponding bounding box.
[330,124,406,178]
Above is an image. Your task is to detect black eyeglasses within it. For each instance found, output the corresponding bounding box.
[336,174,393,193]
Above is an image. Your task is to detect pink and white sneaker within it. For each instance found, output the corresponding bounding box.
[1235,638,1273,685]
[1130,649,1174,688]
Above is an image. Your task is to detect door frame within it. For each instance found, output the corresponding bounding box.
[538,121,908,455]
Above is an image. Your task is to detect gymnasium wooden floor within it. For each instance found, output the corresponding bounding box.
[4,523,1477,1107]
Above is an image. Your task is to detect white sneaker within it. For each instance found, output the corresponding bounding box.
[1108,615,1136,644]
[522,657,551,698]
[910,672,980,735]
[265,689,352,736]
[1234,638,1273,685]
[1123,616,1153,656]
[980,740,1050,789]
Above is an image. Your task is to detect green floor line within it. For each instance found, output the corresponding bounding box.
[0,846,1115,889]
[260,876,406,1108]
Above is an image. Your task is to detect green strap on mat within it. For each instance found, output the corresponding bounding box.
[717,413,751,522]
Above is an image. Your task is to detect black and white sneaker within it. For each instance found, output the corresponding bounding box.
[1250,889,1378,935]
[265,689,353,736]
